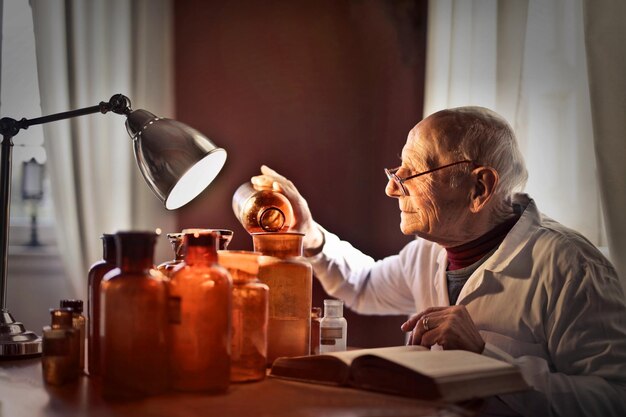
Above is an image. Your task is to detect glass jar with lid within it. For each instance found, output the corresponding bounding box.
[253,232,312,364]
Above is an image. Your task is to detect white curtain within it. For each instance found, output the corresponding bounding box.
[30,0,176,300]
[424,0,613,278]
[582,0,626,292]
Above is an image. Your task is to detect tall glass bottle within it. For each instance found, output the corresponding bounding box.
[101,231,169,400]
[157,232,184,277]
[253,232,312,364]
[169,230,232,392]
[319,299,347,353]
[232,182,294,233]
[217,250,269,382]
[87,233,117,376]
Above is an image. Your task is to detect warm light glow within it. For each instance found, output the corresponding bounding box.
[165,148,227,210]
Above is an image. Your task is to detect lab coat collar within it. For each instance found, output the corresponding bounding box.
[453,193,538,304]
[482,193,539,273]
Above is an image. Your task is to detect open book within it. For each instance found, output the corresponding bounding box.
[270,345,528,402]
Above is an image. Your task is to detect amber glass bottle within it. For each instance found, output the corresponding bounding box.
[100,231,169,400]
[218,250,269,382]
[232,183,294,233]
[169,230,232,392]
[60,299,86,373]
[87,233,116,376]
[253,232,312,364]
[42,308,80,385]
[157,232,184,277]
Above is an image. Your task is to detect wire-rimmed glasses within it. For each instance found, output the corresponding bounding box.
[384,160,473,196]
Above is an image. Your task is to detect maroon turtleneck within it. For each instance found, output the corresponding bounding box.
[446,215,520,270]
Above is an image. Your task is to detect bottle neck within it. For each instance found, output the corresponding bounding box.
[185,246,217,265]
[50,309,73,329]
[115,232,157,272]
[258,207,286,232]
[311,307,322,320]
[183,231,218,266]
[167,233,185,261]
[324,301,344,318]
[119,253,154,272]
[173,241,185,261]
[102,234,117,264]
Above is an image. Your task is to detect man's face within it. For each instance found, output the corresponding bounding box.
[386,117,473,246]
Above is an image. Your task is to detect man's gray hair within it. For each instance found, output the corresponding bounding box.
[435,106,528,201]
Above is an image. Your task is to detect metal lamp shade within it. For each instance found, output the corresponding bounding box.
[126,110,227,210]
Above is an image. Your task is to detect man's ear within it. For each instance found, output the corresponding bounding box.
[469,167,499,213]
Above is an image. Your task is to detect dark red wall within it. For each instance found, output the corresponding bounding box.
[174,0,427,347]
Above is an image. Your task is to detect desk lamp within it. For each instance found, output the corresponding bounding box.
[0,94,227,358]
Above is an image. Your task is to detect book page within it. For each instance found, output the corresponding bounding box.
[270,346,428,384]
[358,347,515,379]
[322,345,428,366]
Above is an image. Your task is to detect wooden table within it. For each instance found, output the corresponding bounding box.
[0,358,482,417]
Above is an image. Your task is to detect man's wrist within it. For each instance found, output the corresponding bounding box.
[303,226,325,257]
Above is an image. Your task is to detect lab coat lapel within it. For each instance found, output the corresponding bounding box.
[456,194,538,304]
[434,247,451,306]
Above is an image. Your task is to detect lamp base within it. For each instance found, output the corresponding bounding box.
[0,309,42,359]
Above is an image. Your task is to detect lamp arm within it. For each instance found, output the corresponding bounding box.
[0,94,132,137]
[0,93,131,310]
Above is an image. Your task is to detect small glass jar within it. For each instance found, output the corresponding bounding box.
[42,308,80,385]
[60,299,86,373]
[101,231,169,400]
[87,233,116,376]
[169,230,232,392]
[320,299,347,353]
[218,250,269,382]
[157,232,185,277]
[253,232,312,364]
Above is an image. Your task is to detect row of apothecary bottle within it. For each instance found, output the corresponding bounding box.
[42,293,347,388]
[78,228,314,400]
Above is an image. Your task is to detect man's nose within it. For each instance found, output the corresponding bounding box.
[385,178,402,198]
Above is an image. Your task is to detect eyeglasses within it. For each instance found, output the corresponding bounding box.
[384,160,473,196]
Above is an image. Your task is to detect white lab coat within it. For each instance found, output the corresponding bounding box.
[308,194,626,416]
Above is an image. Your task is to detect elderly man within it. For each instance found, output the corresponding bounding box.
[252,107,626,416]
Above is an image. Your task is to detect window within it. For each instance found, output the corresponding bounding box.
[2,1,68,333]
[2,0,54,242]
